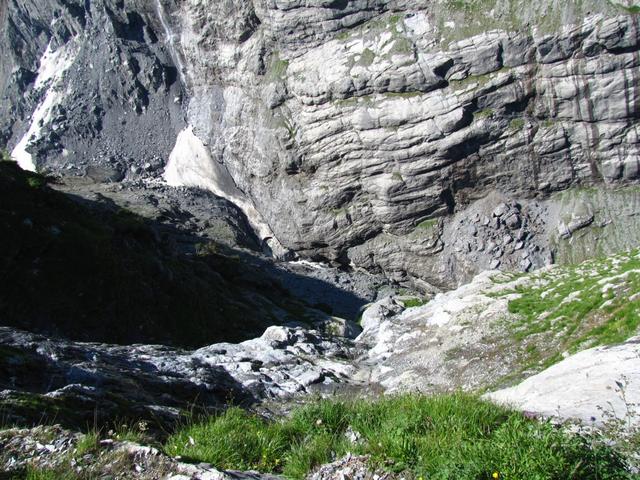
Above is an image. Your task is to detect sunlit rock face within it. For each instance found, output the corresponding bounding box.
[2,0,640,287]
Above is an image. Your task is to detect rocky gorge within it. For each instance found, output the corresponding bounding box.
[2,0,640,478]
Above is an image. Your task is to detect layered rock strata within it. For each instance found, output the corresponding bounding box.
[3,1,640,286]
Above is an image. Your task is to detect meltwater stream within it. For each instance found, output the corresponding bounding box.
[154,0,188,88]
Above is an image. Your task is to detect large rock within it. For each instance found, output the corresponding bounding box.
[485,337,640,428]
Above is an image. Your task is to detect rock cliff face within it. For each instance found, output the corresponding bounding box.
[3,0,640,288]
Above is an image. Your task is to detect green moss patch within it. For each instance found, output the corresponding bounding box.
[400,297,429,308]
[269,51,289,80]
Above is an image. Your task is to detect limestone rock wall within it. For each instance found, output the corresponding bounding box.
[3,0,640,288]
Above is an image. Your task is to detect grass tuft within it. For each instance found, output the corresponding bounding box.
[165,393,632,479]
[509,118,525,131]
[416,218,438,230]
[401,297,428,308]
[75,432,100,457]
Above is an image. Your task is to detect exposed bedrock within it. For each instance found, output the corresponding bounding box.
[0,324,360,429]
[3,0,640,287]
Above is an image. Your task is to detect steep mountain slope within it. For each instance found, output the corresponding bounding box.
[2,2,640,477]
[0,161,357,347]
[3,0,640,290]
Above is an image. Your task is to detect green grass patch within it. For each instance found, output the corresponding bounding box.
[75,432,100,456]
[611,1,640,14]
[166,393,631,479]
[401,297,428,308]
[358,48,376,67]
[385,91,423,99]
[25,172,48,188]
[503,250,640,371]
[335,95,375,107]
[448,69,509,91]
[474,108,494,120]
[388,37,413,56]
[9,466,78,480]
[444,0,495,14]
[269,52,289,80]
[416,218,438,230]
[509,118,525,131]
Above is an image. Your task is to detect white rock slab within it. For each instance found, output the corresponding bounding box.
[486,337,640,428]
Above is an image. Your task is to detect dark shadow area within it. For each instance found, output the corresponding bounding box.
[329,0,350,10]
[269,265,366,320]
[105,7,147,43]
[0,162,369,348]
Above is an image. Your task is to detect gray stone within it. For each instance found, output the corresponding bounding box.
[567,214,595,234]
[493,203,510,218]
[0,324,360,427]
[504,213,522,230]
[309,455,399,480]
[313,317,363,339]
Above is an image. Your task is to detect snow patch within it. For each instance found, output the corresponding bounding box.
[34,41,76,90]
[288,259,330,270]
[164,127,283,253]
[11,39,78,171]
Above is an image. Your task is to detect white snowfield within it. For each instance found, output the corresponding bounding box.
[12,38,78,171]
[486,337,640,428]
